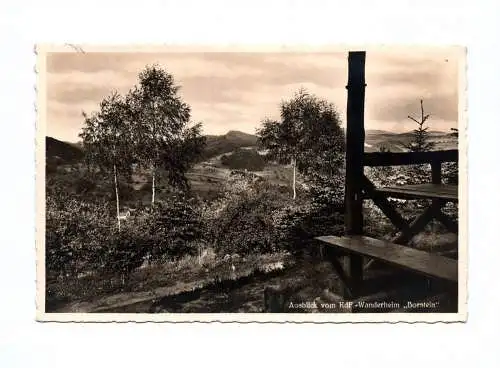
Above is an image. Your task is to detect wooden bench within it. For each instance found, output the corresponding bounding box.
[315,235,458,285]
[374,183,458,203]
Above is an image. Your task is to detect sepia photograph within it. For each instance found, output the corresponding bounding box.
[35,45,467,322]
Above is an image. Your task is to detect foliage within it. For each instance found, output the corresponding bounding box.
[79,92,134,177]
[220,148,267,171]
[207,181,291,255]
[257,88,345,199]
[79,91,135,230]
[147,196,205,261]
[201,170,344,257]
[46,190,205,285]
[257,88,345,170]
[45,195,114,279]
[128,65,206,203]
[272,201,344,255]
[158,122,206,191]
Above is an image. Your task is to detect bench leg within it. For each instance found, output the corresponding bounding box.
[345,255,363,299]
[328,254,363,300]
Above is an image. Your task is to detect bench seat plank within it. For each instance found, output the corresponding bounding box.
[373,183,458,202]
[315,235,458,283]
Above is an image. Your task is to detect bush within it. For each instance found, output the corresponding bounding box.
[207,183,284,255]
[46,191,206,284]
[203,171,345,257]
[147,196,205,261]
[45,195,113,279]
[271,201,344,255]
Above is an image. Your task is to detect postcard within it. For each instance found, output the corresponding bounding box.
[36,44,467,322]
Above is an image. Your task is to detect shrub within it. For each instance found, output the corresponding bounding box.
[45,195,113,279]
[208,183,284,255]
[204,172,345,257]
[147,196,205,261]
[46,190,206,285]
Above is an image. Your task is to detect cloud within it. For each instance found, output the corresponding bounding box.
[44,50,460,142]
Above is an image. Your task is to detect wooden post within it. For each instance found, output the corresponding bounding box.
[431,160,442,184]
[342,51,367,298]
[430,160,442,235]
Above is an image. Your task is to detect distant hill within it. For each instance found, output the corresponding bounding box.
[45,131,259,164]
[203,130,259,159]
[46,128,457,164]
[364,129,458,152]
[46,137,84,164]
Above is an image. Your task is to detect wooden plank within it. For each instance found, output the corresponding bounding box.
[375,184,458,202]
[315,235,458,283]
[363,149,458,167]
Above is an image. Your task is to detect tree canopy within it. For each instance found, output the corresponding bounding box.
[257,88,345,200]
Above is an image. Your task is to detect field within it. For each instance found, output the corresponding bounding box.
[45,129,459,313]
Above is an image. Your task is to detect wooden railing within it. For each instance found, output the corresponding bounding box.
[363,149,458,167]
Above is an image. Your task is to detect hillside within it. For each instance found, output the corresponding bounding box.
[202,130,259,159]
[45,129,458,166]
[46,130,260,166]
[46,137,84,165]
[363,130,457,152]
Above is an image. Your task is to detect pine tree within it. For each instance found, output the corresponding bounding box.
[405,99,435,152]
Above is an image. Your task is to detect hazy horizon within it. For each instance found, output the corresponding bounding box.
[47,127,456,144]
[45,50,460,143]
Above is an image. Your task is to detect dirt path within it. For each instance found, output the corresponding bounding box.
[92,258,335,313]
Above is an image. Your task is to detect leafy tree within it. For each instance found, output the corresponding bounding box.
[79,92,134,231]
[158,121,206,192]
[405,99,435,152]
[128,65,204,205]
[257,88,345,200]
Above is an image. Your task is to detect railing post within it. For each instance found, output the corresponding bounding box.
[342,51,367,298]
[431,160,442,184]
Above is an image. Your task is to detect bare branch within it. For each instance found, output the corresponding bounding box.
[407,116,420,124]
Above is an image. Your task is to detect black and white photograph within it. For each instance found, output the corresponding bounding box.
[36,45,467,322]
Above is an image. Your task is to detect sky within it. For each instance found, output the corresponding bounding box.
[45,48,461,142]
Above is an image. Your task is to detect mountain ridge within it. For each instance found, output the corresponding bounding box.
[46,128,457,164]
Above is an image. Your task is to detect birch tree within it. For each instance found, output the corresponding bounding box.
[79,92,133,231]
[130,65,193,206]
[257,89,345,200]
